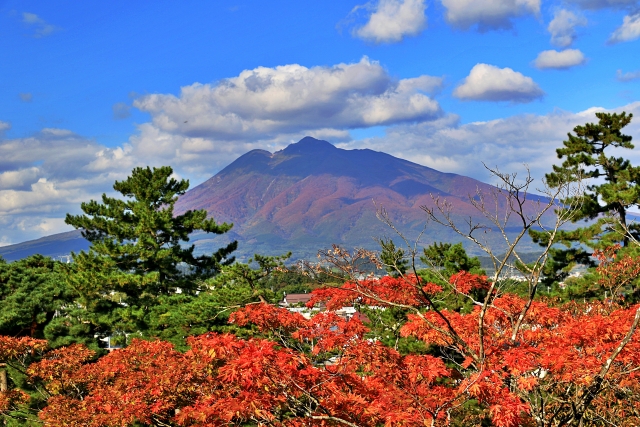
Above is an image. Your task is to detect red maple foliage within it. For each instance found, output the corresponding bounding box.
[1,248,640,426]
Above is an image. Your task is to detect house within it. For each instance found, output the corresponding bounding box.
[280,292,313,307]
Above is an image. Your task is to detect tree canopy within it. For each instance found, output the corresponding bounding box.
[531,112,640,297]
[62,166,237,345]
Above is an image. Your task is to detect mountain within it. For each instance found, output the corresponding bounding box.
[0,137,550,262]
[0,230,86,262]
[174,137,549,260]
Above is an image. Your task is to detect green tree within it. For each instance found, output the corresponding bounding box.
[145,252,292,349]
[378,238,408,276]
[546,111,639,246]
[63,166,237,345]
[420,242,485,313]
[0,255,71,340]
[420,242,484,277]
[531,112,640,297]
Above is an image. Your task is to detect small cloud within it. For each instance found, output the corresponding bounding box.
[441,0,540,31]
[0,236,12,247]
[19,92,33,102]
[0,121,10,133]
[608,12,640,44]
[617,69,640,81]
[352,0,427,43]
[34,217,68,233]
[453,63,544,102]
[112,102,131,120]
[548,9,587,47]
[22,12,58,38]
[534,49,587,69]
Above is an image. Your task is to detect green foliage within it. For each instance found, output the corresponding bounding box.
[545,112,638,243]
[378,238,408,276]
[63,166,237,345]
[359,305,428,355]
[66,166,237,289]
[0,256,71,341]
[420,242,485,313]
[145,253,294,349]
[421,242,484,277]
[531,112,640,298]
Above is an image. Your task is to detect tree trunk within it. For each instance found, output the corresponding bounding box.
[0,363,7,392]
[618,204,628,247]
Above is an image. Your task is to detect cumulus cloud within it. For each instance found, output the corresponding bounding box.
[617,69,640,81]
[548,9,587,46]
[22,12,58,38]
[129,57,442,174]
[134,57,441,138]
[353,0,427,43]
[534,49,587,69]
[0,127,142,244]
[453,64,544,102]
[0,58,447,244]
[345,102,640,184]
[440,0,540,31]
[608,12,640,43]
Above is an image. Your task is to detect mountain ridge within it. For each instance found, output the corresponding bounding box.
[1,137,549,262]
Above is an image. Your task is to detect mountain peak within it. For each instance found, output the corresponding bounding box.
[281,136,337,155]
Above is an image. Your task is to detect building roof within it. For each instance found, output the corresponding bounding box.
[282,293,313,305]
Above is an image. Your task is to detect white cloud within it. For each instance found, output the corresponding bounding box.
[0,121,10,134]
[0,236,12,247]
[0,168,40,190]
[0,128,142,245]
[130,57,442,174]
[608,12,640,43]
[534,49,587,69]
[134,57,441,138]
[345,102,640,184]
[548,10,587,46]
[353,0,427,43]
[440,0,540,31]
[22,12,58,38]
[617,69,640,81]
[453,64,544,102]
[0,57,447,246]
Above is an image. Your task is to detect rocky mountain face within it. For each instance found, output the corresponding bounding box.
[0,137,550,262]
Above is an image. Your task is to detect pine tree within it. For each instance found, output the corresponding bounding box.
[421,242,484,277]
[378,238,408,276]
[63,166,237,344]
[531,112,640,295]
[0,255,70,340]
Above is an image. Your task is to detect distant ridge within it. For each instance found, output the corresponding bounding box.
[1,137,551,262]
[0,230,87,262]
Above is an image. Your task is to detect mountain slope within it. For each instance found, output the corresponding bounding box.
[175,137,548,260]
[1,137,551,262]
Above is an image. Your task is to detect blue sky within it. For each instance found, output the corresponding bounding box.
[1,0,639,245]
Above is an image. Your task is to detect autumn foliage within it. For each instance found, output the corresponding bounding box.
[1,249,640,426]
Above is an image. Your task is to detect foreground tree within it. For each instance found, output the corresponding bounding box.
[531,112,640,293]
[2,264,639,426]
[62,166,237,345]
[0,255,70,340]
